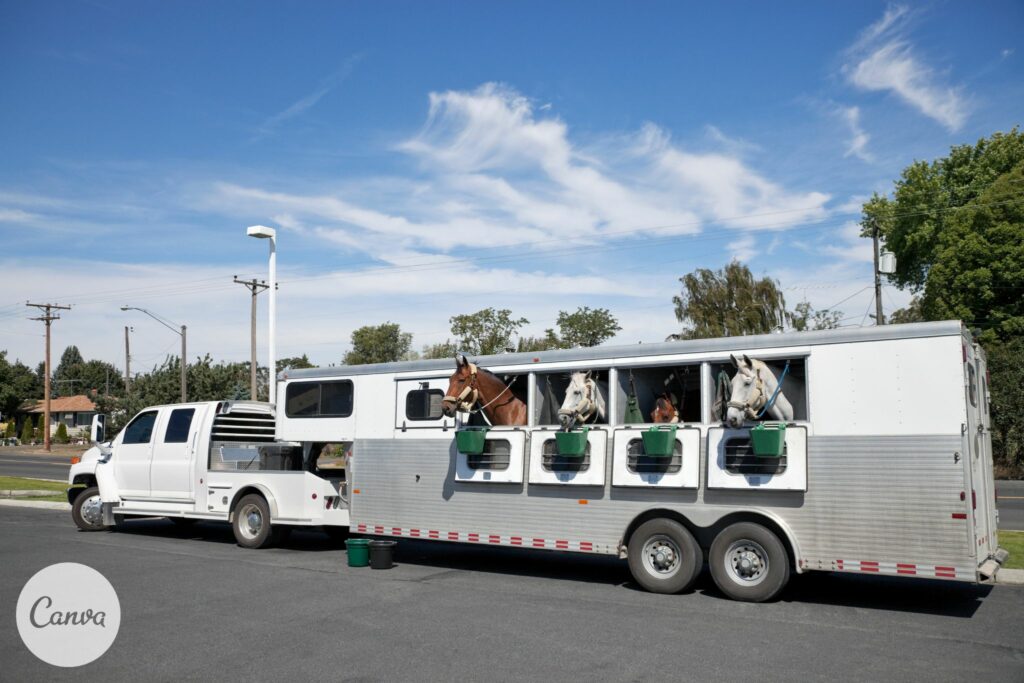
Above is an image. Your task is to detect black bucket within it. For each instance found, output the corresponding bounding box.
[369,540,397,570]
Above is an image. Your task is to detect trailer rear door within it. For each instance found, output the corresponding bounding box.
[964,338,997,563]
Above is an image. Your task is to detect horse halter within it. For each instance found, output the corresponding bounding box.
[443,363,480,413]
[559,378,597,424]
[727,365,768,420]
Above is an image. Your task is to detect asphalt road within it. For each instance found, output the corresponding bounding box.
[4,450,1022,529]
[2,507,1023,681]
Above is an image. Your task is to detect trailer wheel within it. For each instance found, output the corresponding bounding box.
[709,522,790,602]
[627,518,703,594]
[71,486,107,532]
[232,494,279,549]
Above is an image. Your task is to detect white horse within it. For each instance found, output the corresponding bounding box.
[725,354,794,429]
[558,371,607,429]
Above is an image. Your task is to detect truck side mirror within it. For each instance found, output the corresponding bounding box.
[90,414,107,444]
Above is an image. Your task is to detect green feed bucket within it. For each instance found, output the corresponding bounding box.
[750,423,786,457]
[346,538,370,567]
[555,427,589,457]
[455,428,489,454]
[641,425,677,458]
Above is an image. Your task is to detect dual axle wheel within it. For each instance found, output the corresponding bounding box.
[627,519,790,602]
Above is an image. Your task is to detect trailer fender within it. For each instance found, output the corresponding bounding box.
[707,510,804,574]
[228,485,280,523]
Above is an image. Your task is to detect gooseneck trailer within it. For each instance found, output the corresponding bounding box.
[69,321,1007,601]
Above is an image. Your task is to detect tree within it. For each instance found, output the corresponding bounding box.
[421,340,459,360]
[0,351,41,419]
[988,338,1024,476]
[556,307,621,347]
[4,420,15,438]
[516,330,563,352]
[35,414,45,440]
[344,323,413,365]
[670,261,788,340]
[449,308,529,356]
[277,355,314,373]
[889,296,925,325]
[789,301,842,332]
[20,417,33,444]
[54,422,69,444]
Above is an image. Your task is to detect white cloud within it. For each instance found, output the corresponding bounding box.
[843,5,968,131]
[821,220,874,264]
[254,54,362,138]
[728,235,757,262]
[838,106,872,161]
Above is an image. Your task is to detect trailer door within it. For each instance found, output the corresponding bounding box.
[972,343,998,558]
[964,341,996,561]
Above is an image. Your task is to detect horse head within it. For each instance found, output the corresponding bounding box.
[558,371,605,429]
[441,354,478,417]
[725,354,793,427]
[650,393,679,423]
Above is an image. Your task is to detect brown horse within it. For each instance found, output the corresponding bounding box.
[441,354,527,426]
[650,393,680,423]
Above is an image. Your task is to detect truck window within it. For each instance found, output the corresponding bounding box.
[123,411,158,445]
[406,389,444,421]
[163,408,195,443]
[285,380,354,418]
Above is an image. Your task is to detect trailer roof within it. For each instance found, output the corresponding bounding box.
[280,320,965,380]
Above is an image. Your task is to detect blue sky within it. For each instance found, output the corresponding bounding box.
[1,1,1021,371]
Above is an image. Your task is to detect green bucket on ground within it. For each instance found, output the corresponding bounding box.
[455,428,489,454]
[346,538,370,567]
[750,423,786,457]
[555,427,589,457]
[641,425,677,457]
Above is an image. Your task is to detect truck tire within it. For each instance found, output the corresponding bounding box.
[709,522,790,602]
[627,518,703,594]
[71,486,107,532]
[232,494,278,549]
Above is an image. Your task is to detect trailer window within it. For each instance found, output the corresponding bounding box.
[465,440,511,471]
[123,411,158,445]
[285,381,354,418]
[722,437,787,476]
[163,408,195,443]
[967,365,978,407]
[614,365,701,424]
[541,439,591,473]
[626,438,682,473]
[406,389,445,421]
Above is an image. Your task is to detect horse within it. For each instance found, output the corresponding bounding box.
[558,371,606,429]
[724,354,793,429]
[441,354,527,426]
[650,393,679,423]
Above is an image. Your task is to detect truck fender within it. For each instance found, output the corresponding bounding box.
[96,461,121,504]
[229,484,280,522]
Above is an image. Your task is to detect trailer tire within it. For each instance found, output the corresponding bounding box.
[627,518,703,594]
[709,522,790,602]
[232,494,277,549]
[71,486,107,532]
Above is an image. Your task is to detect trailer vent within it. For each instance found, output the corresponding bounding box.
[541,439,591,473]
[626,439,682,474]
[210,411,276,443]
[465,439,511,471]
[723,437,787,476]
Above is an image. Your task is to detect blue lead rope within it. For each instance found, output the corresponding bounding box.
[756,360,791,419]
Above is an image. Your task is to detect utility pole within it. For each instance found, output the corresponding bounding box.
[871,217,885,326]
[124,326,132,395]
[26,302,71,452]
[234,277,269,400]
[121,307,186,403]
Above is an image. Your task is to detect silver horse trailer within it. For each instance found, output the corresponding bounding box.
[276,321,1006,601]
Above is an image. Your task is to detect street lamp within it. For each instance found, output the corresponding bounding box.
[247,225,277,406]
[121,306,187,403]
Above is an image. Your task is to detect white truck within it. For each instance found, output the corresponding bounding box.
[69,321,1009,601]
[68,400,349,548]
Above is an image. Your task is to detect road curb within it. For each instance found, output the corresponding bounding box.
[996,568,1024,586]
[0,489,59,497]
[0,499,70,511]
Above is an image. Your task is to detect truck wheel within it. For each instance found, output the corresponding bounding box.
[232,494,278,549]
[71,486,107,532]
[627,518,703,594]
[709,522,790,602]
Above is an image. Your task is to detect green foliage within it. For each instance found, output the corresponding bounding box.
[20,418,34,444]
[277,355,314,373]
[35,414,44,439]
[344,322,413,365]
[671,261,788,339]
[52,345,124,397]
[516,330,563,352]
[0,350,41,418]
[556,306,622,347]
[789,301,842,332]
[54,422,69,444]
[421,340,459,360]
[4,420,15,438]
[889,296,925,325]
[987,337,1024,475]
[449,308,529,356]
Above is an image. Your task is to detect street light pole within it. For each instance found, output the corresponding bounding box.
[121,306,187,403]
[247,225,277,406]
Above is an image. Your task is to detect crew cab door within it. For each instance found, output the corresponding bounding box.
[151,405,205,501]
[113,409,159,499]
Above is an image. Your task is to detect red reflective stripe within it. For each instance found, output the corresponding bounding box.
[428,530,439,539]
[410,529,421,537]
[392,527,402,535]
[374,525,383,534]
[555,540,569,549]
[836,559,845,569]
[952,512,967,519]
[579,542,593,551]
[860,561,879,572]
[532,538,545,548]
[511,536,523,546]
[468,533,479,542]
[356,524,367,533]
[896,563,916,575]
[936,566,955,572]
[447,532,459,540]
[489,535,501,544]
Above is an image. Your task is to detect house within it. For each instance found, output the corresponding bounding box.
[26,395,97,436]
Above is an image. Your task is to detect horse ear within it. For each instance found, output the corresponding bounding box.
[743,354,753,366]
[455,353,466,368]
[585,370,592,380]
[730,354,739,368]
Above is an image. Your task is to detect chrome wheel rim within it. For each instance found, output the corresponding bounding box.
[239,503,263,540]
[641,534,682,579]
[80,495,103,527]
[725,539,769,586]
